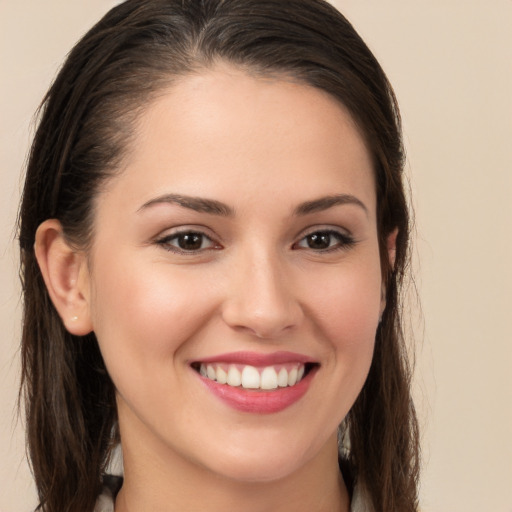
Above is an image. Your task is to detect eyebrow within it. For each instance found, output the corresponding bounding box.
[294,194,368,216]
[138,194,234,216]
[138,192,367,217]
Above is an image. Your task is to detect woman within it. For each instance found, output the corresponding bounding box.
[18,1,419,511]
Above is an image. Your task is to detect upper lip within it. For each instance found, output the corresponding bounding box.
[191,351,316,366]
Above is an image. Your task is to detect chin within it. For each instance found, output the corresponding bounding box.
[193,430,329,485]
[206,452,306,484]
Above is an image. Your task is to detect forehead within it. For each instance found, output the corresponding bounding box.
[99,64,376,216]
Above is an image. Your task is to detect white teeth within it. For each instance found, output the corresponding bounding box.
[216,366,227,384]
[206,364,216,380]
[227,365,242,386]
[241,366,260,389]
[277,367,288,387]
[198,362,309,390]
[260,367,278,390]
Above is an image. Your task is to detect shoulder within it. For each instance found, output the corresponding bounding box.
[94,489,114,512]
[351,484,374,512]
[94,475,122,512]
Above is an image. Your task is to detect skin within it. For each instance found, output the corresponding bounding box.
[36,64,395,511]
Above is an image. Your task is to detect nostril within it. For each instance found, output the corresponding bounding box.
[222,305,303,340]
[220,267,304,338]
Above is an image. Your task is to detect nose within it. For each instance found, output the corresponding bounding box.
[221,250,304,339]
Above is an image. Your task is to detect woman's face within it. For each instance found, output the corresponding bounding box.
[85,65,387,482]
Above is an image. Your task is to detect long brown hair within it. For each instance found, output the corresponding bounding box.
[18,1,419,510]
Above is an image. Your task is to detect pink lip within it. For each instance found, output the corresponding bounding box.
[194,363,318,415]
[193,350,315,366]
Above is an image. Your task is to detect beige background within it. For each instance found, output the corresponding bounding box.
[1,1,511,511]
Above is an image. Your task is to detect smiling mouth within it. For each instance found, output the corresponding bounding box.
[191,362,317,391]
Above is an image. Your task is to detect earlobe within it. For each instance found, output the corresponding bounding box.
[34,219,93,335]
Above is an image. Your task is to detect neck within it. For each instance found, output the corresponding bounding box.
[114,416,350,512]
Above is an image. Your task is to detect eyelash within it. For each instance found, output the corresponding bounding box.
[155,228,355,254]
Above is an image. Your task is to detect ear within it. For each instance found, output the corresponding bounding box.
[34,219,93,335]
[380,228,399,318]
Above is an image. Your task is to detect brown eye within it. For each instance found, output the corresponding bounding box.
[176,233,203,251]
[305,232,332,250]
[157,231,217,253]
[295,230,355,252]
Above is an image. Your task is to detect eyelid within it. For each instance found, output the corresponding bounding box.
[153,224,217,240]
[294,224,354,242]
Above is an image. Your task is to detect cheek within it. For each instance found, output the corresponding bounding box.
[88,251,215,378]
[309,258,382,349]
[304,254,382,409]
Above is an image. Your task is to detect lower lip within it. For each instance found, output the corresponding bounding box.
[197,367,317,414]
